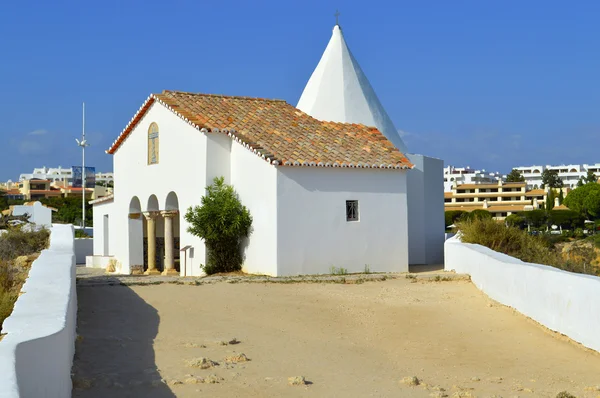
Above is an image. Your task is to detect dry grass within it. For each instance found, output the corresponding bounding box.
[0,227,50,331]
[456,218,599,276]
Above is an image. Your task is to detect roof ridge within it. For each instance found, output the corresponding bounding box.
[162,90,287,103]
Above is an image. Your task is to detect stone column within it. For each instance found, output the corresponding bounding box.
[144,212,160,275]
[161,210,178,276]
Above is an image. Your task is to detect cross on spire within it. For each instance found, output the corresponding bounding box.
[335,9,341,26]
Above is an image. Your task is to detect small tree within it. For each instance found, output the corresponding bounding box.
[541,169,563,189]
[185,177,252,274]
[505,169,525,182]
[558,189,564,205]
[546,189,555,211]
[584,170,598,185]
[577,178,584,188]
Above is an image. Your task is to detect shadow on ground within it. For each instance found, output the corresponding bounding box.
[72,277,176,398]
[409,263,444,273]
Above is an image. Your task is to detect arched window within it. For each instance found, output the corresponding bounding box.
[148,123,159,165]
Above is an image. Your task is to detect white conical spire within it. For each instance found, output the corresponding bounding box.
[297,25,408,154]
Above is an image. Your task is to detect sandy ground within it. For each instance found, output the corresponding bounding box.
[72,277,600,398]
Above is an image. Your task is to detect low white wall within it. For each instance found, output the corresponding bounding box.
[444,232,456,240]
[74,238,93,264]
[86,255,114,269]
[445,236,600,353]
[0,224,77,398]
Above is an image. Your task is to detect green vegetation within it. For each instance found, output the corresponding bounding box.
[445,210,466,228]
[185,177,252,275]
[40,197,93,226]
[329,266,348,275]
[74,229,91,238]
[541,169,563,189]
[456,218,599,276]
[505,169,525,182]
[0,193,94,227]
[0,226,50,331]
[555,392,577,398]
[564,183,600,220]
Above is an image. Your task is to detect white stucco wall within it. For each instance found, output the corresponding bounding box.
[276,167,409,276]
[74,238,93,264]
[406,154,444,265]
[12,202,52,228]
[445,236,600,353]
[109,102,209,275]
[0,224,77,398]
[230,141,278,276]
[92,201,114,257]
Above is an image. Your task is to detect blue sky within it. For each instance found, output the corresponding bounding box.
[1,0,599,180]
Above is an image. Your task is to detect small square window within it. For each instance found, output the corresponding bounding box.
[346,200,359,222]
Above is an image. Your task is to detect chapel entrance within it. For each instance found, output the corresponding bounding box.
[138,193,180,275]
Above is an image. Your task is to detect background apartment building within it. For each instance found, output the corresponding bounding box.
[443,166,503,192]
[19,166,114,186]
[514,164,600,189]
[444,180,566,220]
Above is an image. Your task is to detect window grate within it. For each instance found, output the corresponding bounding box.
[346,200,359,222]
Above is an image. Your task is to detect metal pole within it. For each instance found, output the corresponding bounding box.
[82,102,86,228]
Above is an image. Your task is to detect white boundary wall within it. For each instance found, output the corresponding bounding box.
[0,224,77,398]
[445,235,600,353]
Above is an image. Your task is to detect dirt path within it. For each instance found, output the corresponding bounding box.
[72,277,600,397]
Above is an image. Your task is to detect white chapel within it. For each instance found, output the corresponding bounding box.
[88,23,444,276]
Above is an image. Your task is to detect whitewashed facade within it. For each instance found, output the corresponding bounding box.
[91,93,411,276]
[297,24,444,265]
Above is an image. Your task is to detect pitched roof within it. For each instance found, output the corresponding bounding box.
[107,91,412,170]
[89,194,114,205]
[296,25,408,154]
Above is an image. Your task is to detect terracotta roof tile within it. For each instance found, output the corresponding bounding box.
[107,91,412,170]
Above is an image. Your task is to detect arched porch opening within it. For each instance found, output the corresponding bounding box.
[128,196,144,274]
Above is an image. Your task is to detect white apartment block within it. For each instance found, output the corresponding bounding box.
[19,166,113,186]
[514,164,600,189]
[445,163,600,192]
[443,165,502,192]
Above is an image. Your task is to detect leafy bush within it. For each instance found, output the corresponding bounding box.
[522,209,547,228]
[548,210,583,230]
[445,210,465,228]
[505,213,526,229]
[456,218,598,276]
[564,183,600,219]
[561,229,574,238]
[74,229,90,238]
[459,209,492,222]
[574,228,585,239]
[185,177,252,275]
[0,227,50,261]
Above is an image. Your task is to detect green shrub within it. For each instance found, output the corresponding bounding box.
[505,213,526,229]
[185,177,252,275]
[0,260,28,331]
[555,391,577,398]
[445,210,465,228]
[574,228,584,239]
[74,229,90,238]
[561,230,574,238]
[460,209,492,222]
[329,266,348,275]
[522,209,547,228]
[0,227,49,261]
